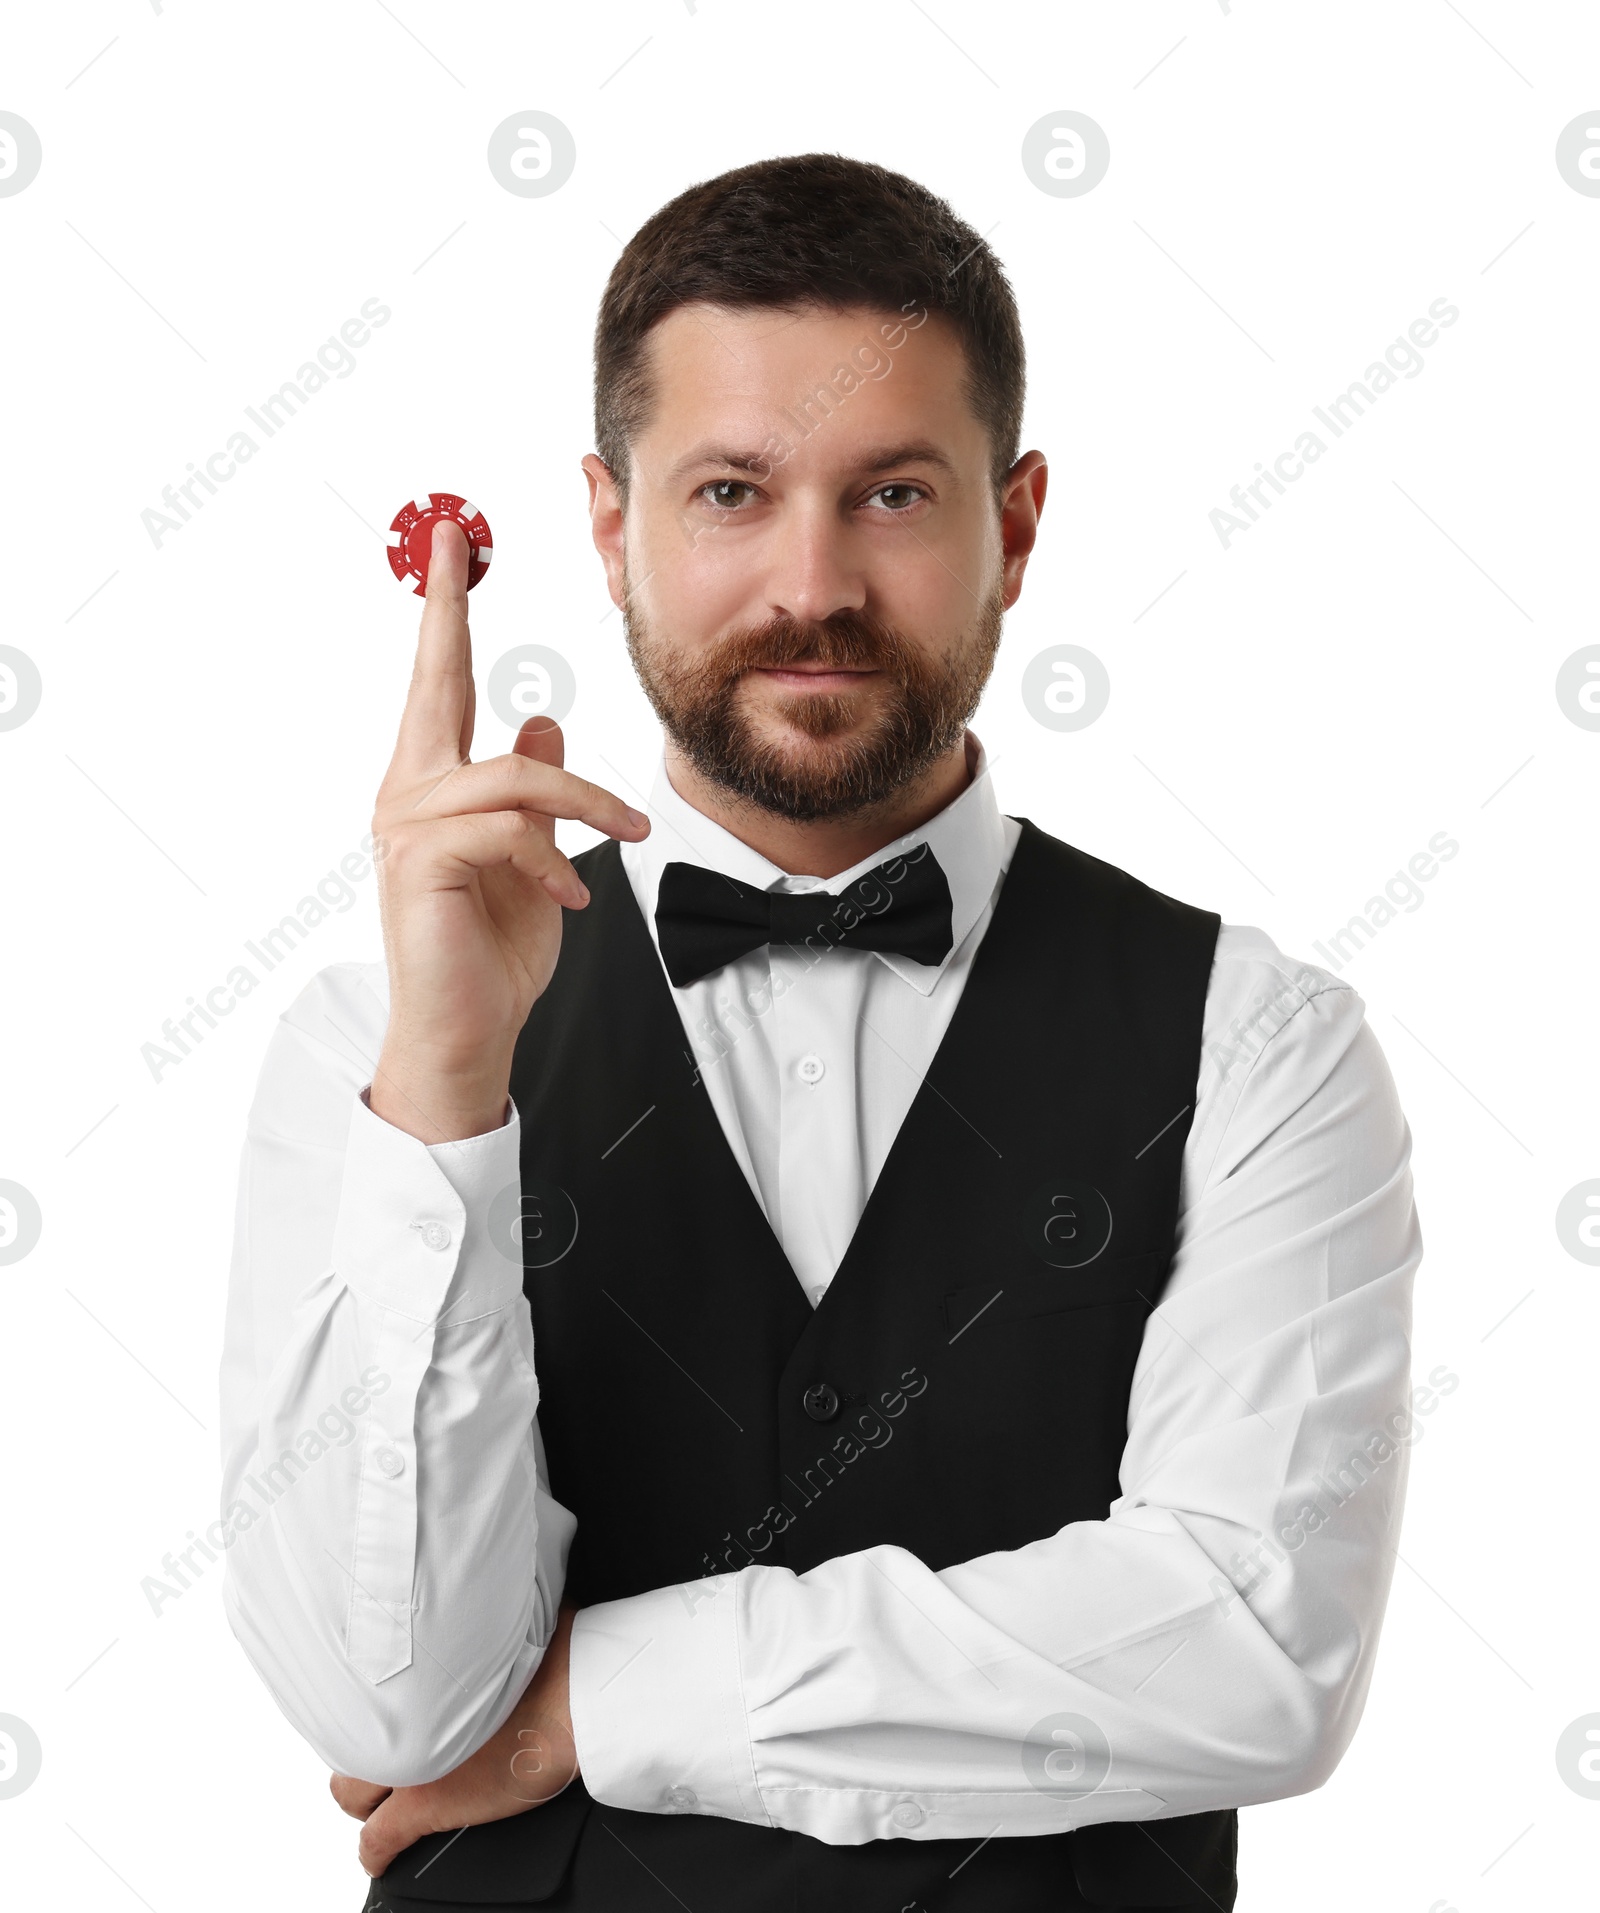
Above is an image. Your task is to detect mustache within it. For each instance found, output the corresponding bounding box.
[703,613,916,680]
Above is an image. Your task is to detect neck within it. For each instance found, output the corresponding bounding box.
[662,734,976,879]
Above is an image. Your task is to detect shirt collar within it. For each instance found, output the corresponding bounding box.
[621,730,1008,998]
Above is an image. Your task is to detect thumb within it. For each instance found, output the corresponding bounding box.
[358,1789,438,1879]
[512,716,563,843]
[513,715,564,769]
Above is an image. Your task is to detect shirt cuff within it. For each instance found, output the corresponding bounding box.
[332,1084,525,1321]
[569,1574,767,1825]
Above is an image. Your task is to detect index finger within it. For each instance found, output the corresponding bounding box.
[392,518,473,772]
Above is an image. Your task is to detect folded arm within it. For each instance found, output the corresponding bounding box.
[567,974,1423,1844]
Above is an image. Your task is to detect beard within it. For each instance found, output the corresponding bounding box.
[622,578,1004,823]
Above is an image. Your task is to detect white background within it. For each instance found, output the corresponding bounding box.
[3,3,1597,1908]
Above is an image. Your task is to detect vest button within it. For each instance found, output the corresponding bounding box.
[802,1382,840,1421]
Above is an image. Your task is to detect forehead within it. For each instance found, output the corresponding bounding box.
[634,301,984,468]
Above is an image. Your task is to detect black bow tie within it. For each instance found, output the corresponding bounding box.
[654,843,954,988]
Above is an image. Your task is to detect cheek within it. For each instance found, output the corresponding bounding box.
[640,518,763,628]
[883,556,976,647]
[884,506,995,605]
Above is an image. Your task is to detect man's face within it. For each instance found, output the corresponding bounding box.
[590,302,1023,822]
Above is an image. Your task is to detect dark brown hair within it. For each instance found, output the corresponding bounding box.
[593,153,1025,510]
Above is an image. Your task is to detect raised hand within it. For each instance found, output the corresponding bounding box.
[369,520,648,1140]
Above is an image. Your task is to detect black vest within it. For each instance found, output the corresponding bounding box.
[376,819,1236,1913]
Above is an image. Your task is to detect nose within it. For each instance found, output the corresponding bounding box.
[763,496,868,628]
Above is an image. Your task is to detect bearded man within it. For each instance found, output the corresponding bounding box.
[219,153,1420,1913]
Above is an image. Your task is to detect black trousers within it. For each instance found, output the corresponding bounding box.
[358,1793,1218,1913]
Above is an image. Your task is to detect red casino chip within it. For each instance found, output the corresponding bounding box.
[386,493,493,596]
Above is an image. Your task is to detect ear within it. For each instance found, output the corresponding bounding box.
[581,453,626,611]
[998,450,1048,610]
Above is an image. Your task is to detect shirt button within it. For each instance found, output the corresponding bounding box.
[663,1785,698,1812]
[375,1448,406,1478]
[802,1382,840,1422]
[414,1219,452,1252]
[892,1801,925,1829]
[796,1053,825,1084]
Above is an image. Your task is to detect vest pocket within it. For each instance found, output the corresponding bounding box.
[943,1251,1171,1339]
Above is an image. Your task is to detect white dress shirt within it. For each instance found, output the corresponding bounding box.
[218,733,1421,1846]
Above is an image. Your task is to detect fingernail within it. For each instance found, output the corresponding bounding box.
[625,807,649,829]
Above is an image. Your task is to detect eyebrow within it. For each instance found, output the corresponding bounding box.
[663,439,959,485]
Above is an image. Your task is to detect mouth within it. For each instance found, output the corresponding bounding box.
[748,664,881,693]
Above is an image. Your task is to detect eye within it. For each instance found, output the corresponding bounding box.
[862,483,928,513]
[698,479,759,511]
